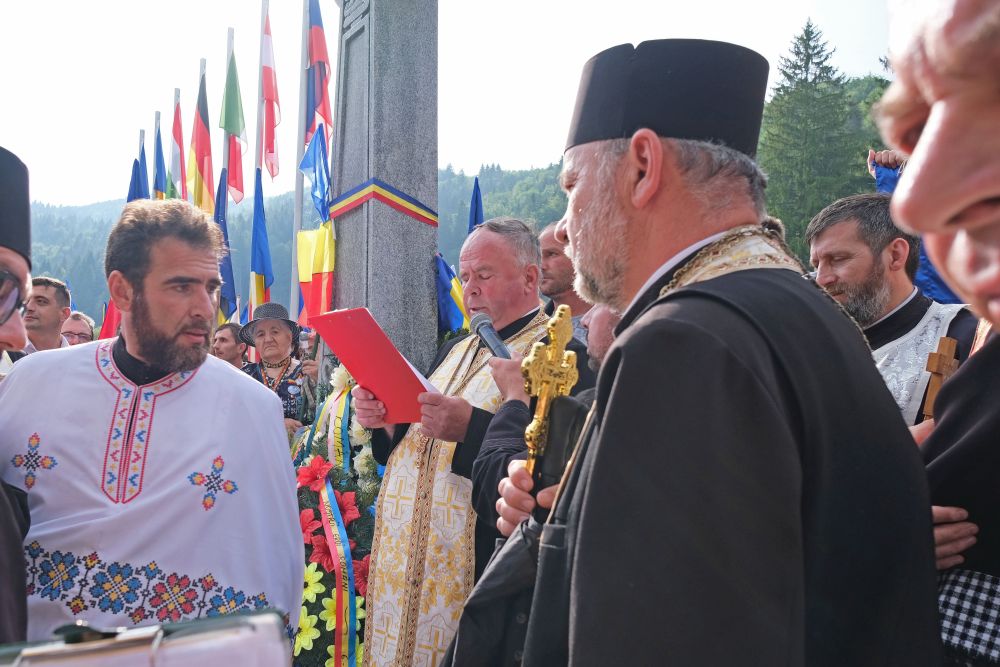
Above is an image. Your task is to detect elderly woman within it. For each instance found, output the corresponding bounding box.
[239,302,318,435]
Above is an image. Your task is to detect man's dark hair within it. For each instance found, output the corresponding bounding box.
[805,193,920,280]
[104,199,225,288]
[32,277,70,308]
[216,323,245,346]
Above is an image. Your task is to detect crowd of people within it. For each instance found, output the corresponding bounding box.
[1,0,999,664]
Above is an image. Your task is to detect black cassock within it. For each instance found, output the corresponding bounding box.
[522,267,942,666]
[923,332,1000,664]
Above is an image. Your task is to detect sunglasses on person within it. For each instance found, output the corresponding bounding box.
[0,270,27,326]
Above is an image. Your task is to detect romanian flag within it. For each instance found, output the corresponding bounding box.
[153,123,167,200]
[262,13,280,179]
[305,0,332,145]
[188,69,215,214]
[168,94,187,199]
[214,168,239,323]
[297,221,335,326]
[249,168,274,317]
[435,253,468,333]
[220,48,246,204]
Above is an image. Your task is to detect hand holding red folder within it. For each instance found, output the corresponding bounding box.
[309,308,436,424]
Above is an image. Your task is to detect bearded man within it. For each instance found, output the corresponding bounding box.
[512,39,941,665]
[807,193,976,424]
[878,1,1000,662]
[0,199,302,640]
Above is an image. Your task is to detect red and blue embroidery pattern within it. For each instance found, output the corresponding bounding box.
[96,341,196,504]
[11,433,58,489]
[188,456,239,511]
[25,541,269,624]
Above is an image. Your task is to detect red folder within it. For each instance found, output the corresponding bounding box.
[309,308,434,424]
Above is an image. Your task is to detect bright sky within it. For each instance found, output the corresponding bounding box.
[0,0,889,207]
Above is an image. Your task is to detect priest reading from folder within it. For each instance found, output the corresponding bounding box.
[509,39,942,665]
[353,217,592,667]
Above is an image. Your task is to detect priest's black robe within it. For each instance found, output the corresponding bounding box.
[0,482,28,643]
[521,266,942,666]
[370,308,595,579]
[922,332,1000,663]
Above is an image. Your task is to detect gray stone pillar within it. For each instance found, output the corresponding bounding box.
[330,0,438,372]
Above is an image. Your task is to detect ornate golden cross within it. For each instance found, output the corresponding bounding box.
[922,335,959,421]
[522,304,579,476]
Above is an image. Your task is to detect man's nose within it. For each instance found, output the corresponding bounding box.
[554,218,570,245]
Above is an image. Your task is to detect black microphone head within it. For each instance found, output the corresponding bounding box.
[470,312,493,334]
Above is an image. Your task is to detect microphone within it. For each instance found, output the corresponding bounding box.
[470,312,511,359]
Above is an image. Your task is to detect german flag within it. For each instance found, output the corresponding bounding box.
[187,69,214,214]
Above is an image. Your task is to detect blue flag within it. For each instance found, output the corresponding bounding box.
[467,176,484,234]
[298,124,330,222]
[434,253,466,334]
[249,168,275,310]
[153,125,167,198]
[874,163,960,304]
[214,168,239,321]
[126,159,147,202]
[137,143,150,200]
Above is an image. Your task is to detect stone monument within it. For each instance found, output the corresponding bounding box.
[330,0,438,371]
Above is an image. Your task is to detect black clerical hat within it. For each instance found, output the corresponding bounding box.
[565,39,769,157]
[0,147,31,268]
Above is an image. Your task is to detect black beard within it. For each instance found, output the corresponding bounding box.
[131,292,211,372]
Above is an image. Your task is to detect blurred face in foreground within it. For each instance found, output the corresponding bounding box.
[0,247,29,352]
[878,0,1000,324]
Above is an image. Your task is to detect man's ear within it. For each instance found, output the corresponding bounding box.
[886,237,911,272]
[627,129,665,209]
[108,271,136,313]
[524,264,540,293]
[59,307,71,323]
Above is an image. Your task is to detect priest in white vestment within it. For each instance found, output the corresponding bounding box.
[0,199,303,640]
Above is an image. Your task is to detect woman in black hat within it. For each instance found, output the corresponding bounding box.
[239,302,313,435]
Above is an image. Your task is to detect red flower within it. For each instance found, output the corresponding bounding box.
[297,456,333,492]
[300,509,322,544]
[310,534,336,573]
[335,490,361,526]
[353,555,371,598]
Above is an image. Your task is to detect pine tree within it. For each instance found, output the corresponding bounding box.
[758,20,869,259]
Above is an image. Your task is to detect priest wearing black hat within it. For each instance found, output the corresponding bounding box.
[508,40,942,665]
[0,146,33,644]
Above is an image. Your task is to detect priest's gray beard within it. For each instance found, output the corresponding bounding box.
[839,260,892,328]
[569,185,629,310]
[131,291,212,372]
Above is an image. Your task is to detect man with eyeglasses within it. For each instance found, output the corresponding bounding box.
[0,146,33,643]
[59,311,95,346]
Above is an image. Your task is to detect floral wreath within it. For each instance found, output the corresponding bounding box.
[291,365,382,667]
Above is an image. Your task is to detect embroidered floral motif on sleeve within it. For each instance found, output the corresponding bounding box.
[24,542,269,623]
[10,433,57,489]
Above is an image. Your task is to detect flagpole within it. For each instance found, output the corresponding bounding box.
[173,87,182,200]
[223,28,234,176]
[138,129,144,155]
[255,0,268,171]
[292,0,309,312]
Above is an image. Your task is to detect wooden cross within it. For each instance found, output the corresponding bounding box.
[522,305,579,477]
[922,336,959,421]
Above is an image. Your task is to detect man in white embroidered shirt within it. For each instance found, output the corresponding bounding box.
[0,199,303,640]
[807,192,977,424]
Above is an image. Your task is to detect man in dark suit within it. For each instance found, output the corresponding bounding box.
[504,40,942,665]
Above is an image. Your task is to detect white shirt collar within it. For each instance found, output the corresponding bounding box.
[22,335,70,354]
[623,230,731,315]
[865,286,918,329]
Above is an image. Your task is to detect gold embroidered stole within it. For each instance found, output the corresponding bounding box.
[365,311,549,667]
